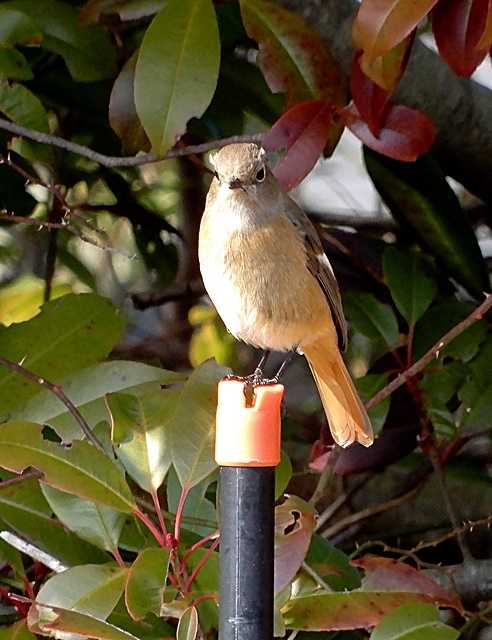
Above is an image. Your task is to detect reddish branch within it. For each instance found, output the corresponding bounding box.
[366,293,492,410]
[0,355,104,452]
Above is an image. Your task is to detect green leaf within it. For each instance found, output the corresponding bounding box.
[125,547,170,621]
[413,301,487,362]
[0,537,25,577]
[107,390,176,493]
[168,360,228,489]
[275,450,292,499]
[41,484,126,552]
[420,362,466,406]
[28,603,140,640]
[166,467,217,536]
[176,606,198,640]
[282,591,428,631]
[344,292,399,349]
[134,0,220,155]
[0,49,33,80]
[0,620,37,640]
[370,603,459,640]
[17,360,182,442]
[0,8,42,46]
[109,50,149,154]
[3,0,116,81]
[0,475,109,566]
[305,535,360,591]
[0,80,48,131]
[108,598,175,640]
[0,293,125,419]
[356,373,390,434]
[36,564,127,620]
[364,148,489,297]
[383,247,436,326]
[0,422,136,513]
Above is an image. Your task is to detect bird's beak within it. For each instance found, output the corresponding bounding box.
[228,178,242,190]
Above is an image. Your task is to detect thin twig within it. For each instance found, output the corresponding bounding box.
[132,278,205,310]
[366,293,492,410]
[301,561,332,591]
[151,488,169,539]
[308,209,397,231]
[185,538,220,592]
[0,153,131,256]
[0,469,42,488]
[0,355,104,452]
[321,480,426,540]
[314,476,368,532]
[309,459,333,507]
[0,118,262,167]
[410,514,492,553]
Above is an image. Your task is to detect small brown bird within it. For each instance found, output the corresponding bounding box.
[199,143,373,448]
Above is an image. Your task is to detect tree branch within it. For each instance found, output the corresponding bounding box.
[281,0,492,205]
[0,118,261,168]
[0,355,104,452]
[366,293,492,410]
[321,479,426,540]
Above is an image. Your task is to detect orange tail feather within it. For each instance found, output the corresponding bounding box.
[303,338,373,448]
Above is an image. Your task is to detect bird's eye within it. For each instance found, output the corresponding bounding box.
[256,166,266,182]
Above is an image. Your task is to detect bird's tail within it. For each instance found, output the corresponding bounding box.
[303,337,373,448]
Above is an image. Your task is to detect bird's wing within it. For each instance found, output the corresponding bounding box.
[283,195,348,350]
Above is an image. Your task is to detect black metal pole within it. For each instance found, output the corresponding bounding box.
[219,466,275,640]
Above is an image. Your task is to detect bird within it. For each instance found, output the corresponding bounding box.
[198,142,373,448]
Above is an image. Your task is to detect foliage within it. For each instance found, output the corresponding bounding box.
[0,0,491,639]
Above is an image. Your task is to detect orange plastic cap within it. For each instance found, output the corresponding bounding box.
[215,380,284,467]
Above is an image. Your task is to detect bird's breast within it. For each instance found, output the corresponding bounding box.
[199,213,331,350]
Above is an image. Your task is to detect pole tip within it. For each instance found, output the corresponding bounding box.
[215,379,284,467]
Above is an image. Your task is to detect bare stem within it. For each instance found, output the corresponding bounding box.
[185,538,220,592]
[366,293,492,410]
[321,479,426,540]
[0,118,262,168]
[174,484,190,544]
[134,507,166,547]
[0,355,104,452]
[151,488,169,539]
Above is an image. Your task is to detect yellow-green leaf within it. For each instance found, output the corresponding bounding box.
[125,547,170,620]
[0,422,136,513]
[134,0,220,155]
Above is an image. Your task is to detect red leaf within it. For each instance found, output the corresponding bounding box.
[433,0,490,76]
[353,0,439,63]
[274,497,315,594]
[353,556,464,613]
[351,52,391,136]
[341,102,435,161]
[263,100,335,190]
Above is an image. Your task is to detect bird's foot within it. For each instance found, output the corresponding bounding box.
[224,368,276,387]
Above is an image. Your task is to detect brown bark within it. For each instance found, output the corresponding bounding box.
[280,0,492,204]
